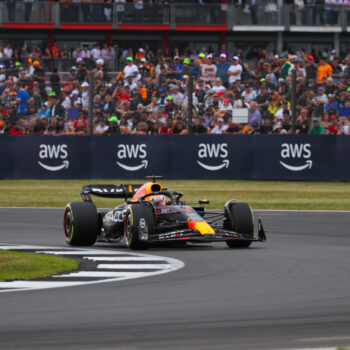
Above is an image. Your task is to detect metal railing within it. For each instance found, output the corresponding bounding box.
[0,2,350,29]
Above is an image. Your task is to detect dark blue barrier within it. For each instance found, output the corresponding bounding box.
[0,135,348,181]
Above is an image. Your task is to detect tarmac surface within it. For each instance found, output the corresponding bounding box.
[0,208,350,350]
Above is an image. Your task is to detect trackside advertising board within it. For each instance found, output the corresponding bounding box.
[0,135,349,181]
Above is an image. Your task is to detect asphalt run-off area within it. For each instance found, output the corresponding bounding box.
[0,207,349,350]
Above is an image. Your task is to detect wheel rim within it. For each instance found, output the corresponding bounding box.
[64,208,72,240]
[124,211,132,245]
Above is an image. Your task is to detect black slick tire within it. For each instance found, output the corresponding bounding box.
[225,202,254,248]
[124,204,154,250]
[63,202,99,246]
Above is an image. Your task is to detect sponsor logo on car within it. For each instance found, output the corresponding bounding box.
[280,143,312,171]
[103,209,127,223]
[197,143,229,171]
[139,218,146,229]
[116,144,148,171]
[38,144,69,171]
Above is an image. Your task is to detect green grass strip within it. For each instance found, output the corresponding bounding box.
[0,179,349,210]
[0,250,79,282]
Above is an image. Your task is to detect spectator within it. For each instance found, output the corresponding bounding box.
[201,54,217,82]
[211,117,228,134]
[260,116,273,134]
[216,53,230,85]
[94,118,109,135]
[317,57,333,85]
[248,101,261,130]
[16,83,30,116]
[309,117,326,134]
[327,114,340,134]
[227,56,242,86]
[49,92,65,120]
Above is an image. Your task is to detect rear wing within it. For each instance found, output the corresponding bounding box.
[81,184,142,202]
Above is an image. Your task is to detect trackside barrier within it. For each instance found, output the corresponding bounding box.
[0,135,349,180]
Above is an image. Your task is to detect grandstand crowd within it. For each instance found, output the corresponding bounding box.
[0,41,350,136]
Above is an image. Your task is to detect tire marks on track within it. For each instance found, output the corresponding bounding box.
[0,244,184,293]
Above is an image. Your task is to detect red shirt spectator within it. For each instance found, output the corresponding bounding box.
[51,42,60,59]
[328,117,340,135]
[160,118,174,134]
[73,117,88,131]
[10,125,24,135]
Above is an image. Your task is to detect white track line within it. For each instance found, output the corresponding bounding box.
[97,263,170,270]
[86,256,168,262]
[0,281,86,289]
[38,250,136,256]
[58,271,151,278]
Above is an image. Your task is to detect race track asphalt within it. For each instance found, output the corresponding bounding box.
[0,208,350,350]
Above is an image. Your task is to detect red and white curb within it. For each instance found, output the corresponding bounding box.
[0,244,184,293]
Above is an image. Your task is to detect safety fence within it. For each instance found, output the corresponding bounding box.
[0,135,349,180]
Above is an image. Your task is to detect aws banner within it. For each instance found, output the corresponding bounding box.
[0,135,348,180]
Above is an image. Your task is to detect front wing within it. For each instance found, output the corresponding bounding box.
[148,218,267,244]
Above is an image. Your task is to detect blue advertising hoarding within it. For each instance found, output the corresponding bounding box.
[0,135,348,181]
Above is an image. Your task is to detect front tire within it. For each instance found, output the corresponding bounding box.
[63,202,100,246]
[124,204,154,250]
[225,202,254,248]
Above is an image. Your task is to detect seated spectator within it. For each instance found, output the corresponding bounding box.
[309,117,326,134]
[192,117,207,134]
[160,117,174,134]
[260,117,273,134]
[327,115,340,135]
[94,118,109,135]
[210,117,228,134]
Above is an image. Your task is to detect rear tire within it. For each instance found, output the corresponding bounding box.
[124,204,154,250]
[225,202,254,248]
[63,202,99,246]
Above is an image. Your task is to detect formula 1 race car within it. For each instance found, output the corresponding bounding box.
[63,176,266,250]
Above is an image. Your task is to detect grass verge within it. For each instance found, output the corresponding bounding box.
[0,179,349,210]
[0,250,78,282]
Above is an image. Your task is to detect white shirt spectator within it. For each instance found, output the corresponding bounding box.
[275,108,291,120]
[228,62,242,84]
[95,123,109,134]
[211,122,228,134]
[212,84,225,93]
[124,79,137,91]
[134,0,143,10]
[183,93,199,110]
[3,46,13,60]
[123,63,139,83]
[81,49,91,59]
[101,47,111,62]
[220,102,233,112]
[173,91,184,105]
[91,47,101,60]
[62,96,71,110]
[242,89,256,103]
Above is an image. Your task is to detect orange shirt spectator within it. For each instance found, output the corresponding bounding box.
[135,48,145,60]
[317,59,333,84]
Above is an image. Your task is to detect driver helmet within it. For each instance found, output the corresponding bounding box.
[149,194,166,207]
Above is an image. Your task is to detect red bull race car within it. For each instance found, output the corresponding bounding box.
[63,176,266,250]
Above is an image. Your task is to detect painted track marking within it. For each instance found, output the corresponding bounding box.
[0,244,184,293]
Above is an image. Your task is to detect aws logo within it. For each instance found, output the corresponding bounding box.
[197,143,229,171]
[38,144,69,171]
[116,144,148,171]
[280,143,312,171]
